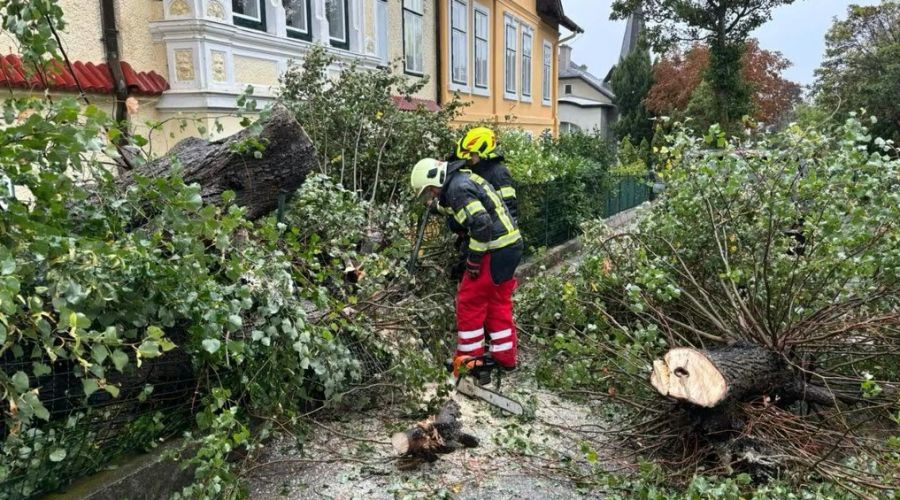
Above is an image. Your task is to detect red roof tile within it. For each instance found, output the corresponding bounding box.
[0,54,169,96]
[391,95,441,112]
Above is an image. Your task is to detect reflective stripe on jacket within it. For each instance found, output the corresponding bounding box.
[438,168,521,261]
[472,156,517,222]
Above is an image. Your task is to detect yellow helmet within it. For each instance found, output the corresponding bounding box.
[456,127,498,160]
[410,158,447,198]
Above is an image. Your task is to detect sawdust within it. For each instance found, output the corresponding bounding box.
[247,370,611,499]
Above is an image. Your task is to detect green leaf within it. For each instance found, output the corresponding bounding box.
[32,362,51,377]
[11,371,29,392]
[105,384,120,398]
[83,379,99,397]
[32,400,50,421]
[202,338,221,354]
[0,258,14,275]
[147,326,164,340]
[111,349,129,372]
[91,344,109,364]
[137,340,161,359]
[226,314,243,331]
[49,449,67,462]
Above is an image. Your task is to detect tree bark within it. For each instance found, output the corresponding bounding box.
[118,105,316,220]
[391,400,478,462]
[651,342,796,407]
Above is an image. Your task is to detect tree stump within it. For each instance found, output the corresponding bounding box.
[391,400,478,463]
[118,104,316,220]
[650,343,794,408]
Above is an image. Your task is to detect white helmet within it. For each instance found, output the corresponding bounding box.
[410,158,447,198]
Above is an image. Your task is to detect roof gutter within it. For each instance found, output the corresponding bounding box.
[559,29,579,45]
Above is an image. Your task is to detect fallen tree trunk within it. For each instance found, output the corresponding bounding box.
[650,343,796,408]
[392,400,478,462]
[118,105,316,220]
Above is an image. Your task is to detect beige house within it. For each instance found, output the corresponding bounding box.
[557,45,616,138]
[0,0,440,151]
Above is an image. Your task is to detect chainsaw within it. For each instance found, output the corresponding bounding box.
[450,355,524,415]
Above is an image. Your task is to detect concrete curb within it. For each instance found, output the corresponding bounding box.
[44,439,194,500]
[515,202,649,280]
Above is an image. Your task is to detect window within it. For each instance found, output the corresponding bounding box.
[561,122,581,134]
[474,7,488,91]
[451,0,468,86]
[504,17,516,97]
[564,84,572,95]
[233,0,266,31]
[376,0,388,62]
[285,0,311,40]
[403,0,424,74]
[326,0,349,49]
[543,42,552,104]
[521,29,532,99]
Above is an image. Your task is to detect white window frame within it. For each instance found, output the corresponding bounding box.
[403,0,425,75]
[326,0,350,49]
[232,0,265,31]
[503,15,517,100]
[285,0,312,41]
[449,0,469,92]
[520,25,533,102]
[472,3,489,96]
[542,40,552,105]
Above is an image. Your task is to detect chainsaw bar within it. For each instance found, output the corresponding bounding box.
[455,376,524,415]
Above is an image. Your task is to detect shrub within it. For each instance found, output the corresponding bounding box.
[0,6,455,497]
[280,46,464,203]
[519,115,900,495]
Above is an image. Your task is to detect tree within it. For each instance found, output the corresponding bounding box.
[609,39,654,145]
[611,0,799,130]
[813,2,900,143]
[646,40,801,129]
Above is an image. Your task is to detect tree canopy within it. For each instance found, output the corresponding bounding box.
[646,40,801,128]
[609,40,654,145]
[813,2,900,143]
[611,0,799,130]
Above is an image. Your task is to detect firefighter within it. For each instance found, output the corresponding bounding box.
[447,127,518,281]
[454,127,517,221]
[410,158,523,370]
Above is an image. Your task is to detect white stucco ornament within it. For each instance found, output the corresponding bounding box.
[169,0,192,16]
[207,1,226,20]
[211,52,227,82]
[175,49,195,81]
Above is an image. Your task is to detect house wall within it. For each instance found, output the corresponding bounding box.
[439,0,560,136]
[558,102,612,137]
[387,0,438,100]
[558,77,612,104]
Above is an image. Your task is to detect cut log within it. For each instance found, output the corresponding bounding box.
[392,400,478,462]
[650,343,793,408]
[118,105,316,220]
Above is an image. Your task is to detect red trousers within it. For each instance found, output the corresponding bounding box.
[455,253,518,367]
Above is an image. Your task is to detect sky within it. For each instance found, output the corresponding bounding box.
[561,0,882,89]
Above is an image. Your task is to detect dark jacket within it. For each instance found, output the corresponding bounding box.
[438,163,521,265]
[471,155,517,222]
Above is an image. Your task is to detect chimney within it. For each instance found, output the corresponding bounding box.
[559,44,572,72]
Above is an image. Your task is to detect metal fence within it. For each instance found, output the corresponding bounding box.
[517,173,651,251]
[0,349,197,499]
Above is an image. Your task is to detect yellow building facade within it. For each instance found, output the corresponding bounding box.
[437,0,580,136]
[0,0,439,151]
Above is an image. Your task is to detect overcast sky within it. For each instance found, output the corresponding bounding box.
[562,0,882,88]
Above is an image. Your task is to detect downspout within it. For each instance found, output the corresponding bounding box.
[100,0,130,140]
[434,0,442,105]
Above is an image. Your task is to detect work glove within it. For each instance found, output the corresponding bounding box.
[449,258,466,282]
[466,258,481,279]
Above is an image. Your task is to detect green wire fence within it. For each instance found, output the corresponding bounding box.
[517,172,651,252]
